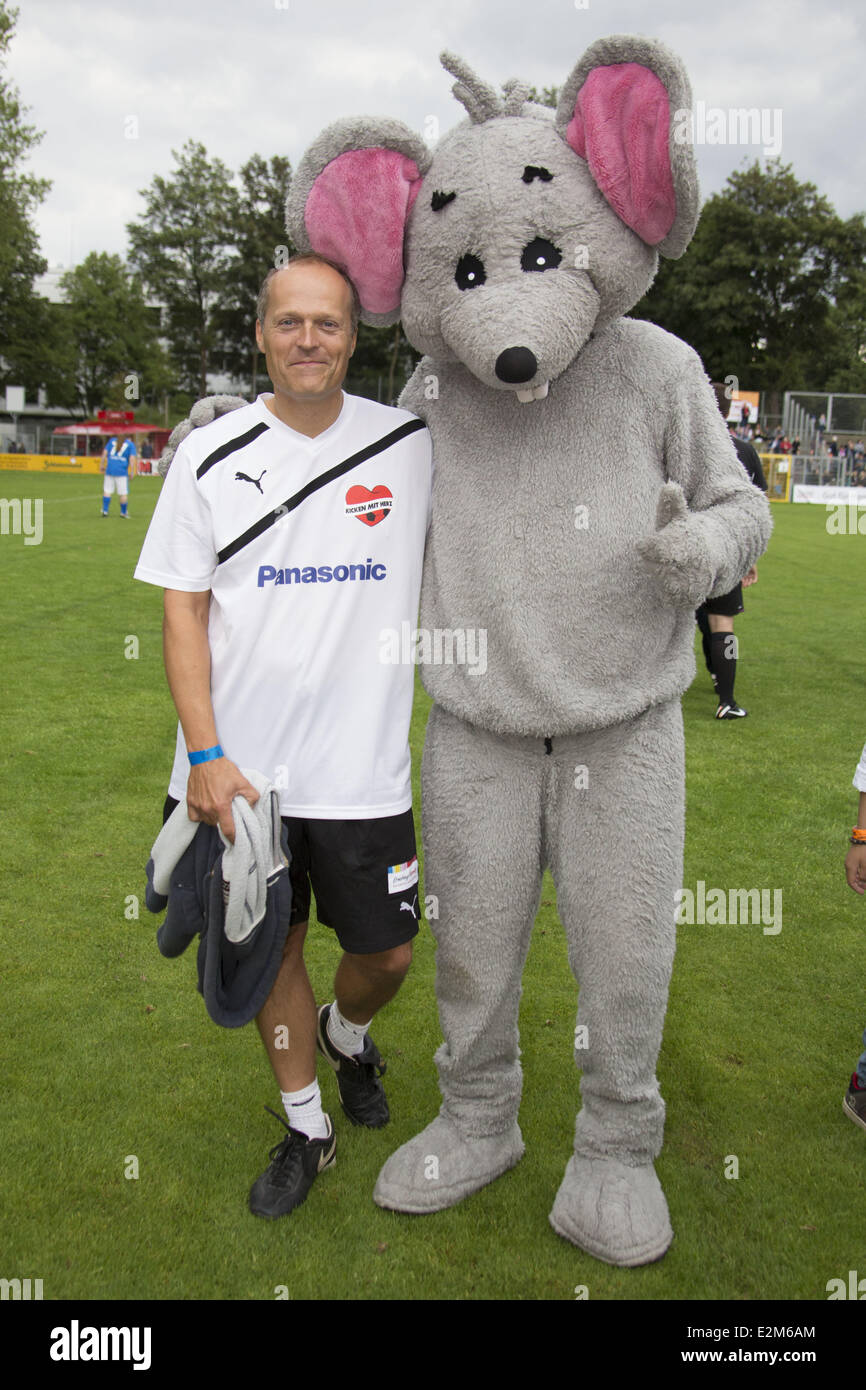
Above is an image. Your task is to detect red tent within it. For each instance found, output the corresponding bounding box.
[52,411,171,462]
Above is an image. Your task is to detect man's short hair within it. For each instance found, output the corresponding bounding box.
[256,254,361,336]
[711,382,733,420]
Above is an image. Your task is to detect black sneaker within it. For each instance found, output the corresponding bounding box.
[843,1075,866,1134]
[248,1106,335,1219]
[316,1003,389,1128]
[716,702,748,719]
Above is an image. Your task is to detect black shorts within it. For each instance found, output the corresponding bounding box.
[161,796,420,956]
[699,582,744,618]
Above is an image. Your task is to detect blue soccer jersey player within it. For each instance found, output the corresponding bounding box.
[101,434,137,517]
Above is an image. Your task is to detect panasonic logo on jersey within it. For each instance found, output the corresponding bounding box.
[257,559,387,587]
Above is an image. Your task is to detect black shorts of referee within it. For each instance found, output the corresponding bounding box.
[696,581,744,628]
[162,796,420,956]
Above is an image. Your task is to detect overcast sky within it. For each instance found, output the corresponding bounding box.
[11,0,866,276]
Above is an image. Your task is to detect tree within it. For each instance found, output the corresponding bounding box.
[0,1,50,395]
[525,85,559,109]
[127,141,240,397]
[217,154,294,396]
[819,216,866,393]
[339,322,416,404]
[56,252,171,414]
[632,160,866,400]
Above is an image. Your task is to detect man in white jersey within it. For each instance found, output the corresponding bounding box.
[135,256,432,1219]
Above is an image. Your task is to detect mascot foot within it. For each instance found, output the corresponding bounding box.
[549,1154,673,1267]
[373,1114,524,1213]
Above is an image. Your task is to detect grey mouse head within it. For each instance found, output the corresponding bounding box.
[287,36,699,398]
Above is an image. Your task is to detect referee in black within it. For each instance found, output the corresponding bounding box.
[695,385,769,719]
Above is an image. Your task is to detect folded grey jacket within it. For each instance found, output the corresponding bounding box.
[144,771,292,1028]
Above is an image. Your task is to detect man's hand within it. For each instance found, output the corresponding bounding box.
[742,565,758,587]
[845,843,866,895]
[187,757,260,844]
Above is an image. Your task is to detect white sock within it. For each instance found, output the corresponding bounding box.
[280,1080,329,1140]
[327,1001,371,1057]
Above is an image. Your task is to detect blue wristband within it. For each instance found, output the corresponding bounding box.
[188,744,224,766]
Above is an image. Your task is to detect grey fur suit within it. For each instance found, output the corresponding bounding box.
[165,35,772,1266]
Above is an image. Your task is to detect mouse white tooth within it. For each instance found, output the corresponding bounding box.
[533,380,550,399]
[516,387,534,403]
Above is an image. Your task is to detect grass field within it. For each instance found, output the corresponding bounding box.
[1,470,865,1303]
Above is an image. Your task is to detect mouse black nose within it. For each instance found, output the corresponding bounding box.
[495,347,538,383]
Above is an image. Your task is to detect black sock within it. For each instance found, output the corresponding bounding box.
[709,632,736,707]
[696,608,712,673]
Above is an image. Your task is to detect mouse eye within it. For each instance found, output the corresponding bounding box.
[455,253,486,290]
[521,237,562,272]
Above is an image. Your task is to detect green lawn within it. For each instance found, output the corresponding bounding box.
[1,472,864,1301]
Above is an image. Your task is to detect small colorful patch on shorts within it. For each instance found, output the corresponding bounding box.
[387,855,419,895]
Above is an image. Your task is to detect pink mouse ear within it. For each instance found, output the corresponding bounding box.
[555,36,699,258]
[565,63,675,246]
[287,120,432,325]
[305,150,422,317]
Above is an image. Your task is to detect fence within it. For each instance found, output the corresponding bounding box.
[760,453,866,502]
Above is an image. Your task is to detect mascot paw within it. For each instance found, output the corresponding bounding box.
[549,1154,673,1266]
[373,1113,524,1213]
[157,394,249,477]
[637,481,715,609]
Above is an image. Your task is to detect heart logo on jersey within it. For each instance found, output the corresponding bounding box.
[345,484,393,526]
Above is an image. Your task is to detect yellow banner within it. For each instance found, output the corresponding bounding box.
[0,454,103,473]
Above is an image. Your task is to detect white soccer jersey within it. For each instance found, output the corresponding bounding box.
[135,393,432,817]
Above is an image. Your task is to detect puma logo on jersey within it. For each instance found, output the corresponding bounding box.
[236,469,267,493]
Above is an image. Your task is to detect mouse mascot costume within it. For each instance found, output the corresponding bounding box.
[162,36,771,1265]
